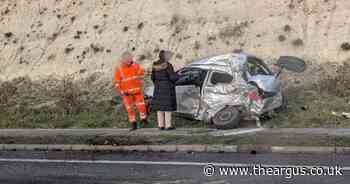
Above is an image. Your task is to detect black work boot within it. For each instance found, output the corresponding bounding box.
[165,126,176,131]
[130,122,137,131]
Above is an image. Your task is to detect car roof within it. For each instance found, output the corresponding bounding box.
[185,53,248,72]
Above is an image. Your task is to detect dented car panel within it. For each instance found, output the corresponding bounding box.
[247,75,281,93]
[200,81,251,121]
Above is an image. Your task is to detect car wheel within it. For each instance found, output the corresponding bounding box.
[274,93,287,113]
[212,106,241,130]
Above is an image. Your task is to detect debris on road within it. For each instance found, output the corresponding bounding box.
[331,111,350,119]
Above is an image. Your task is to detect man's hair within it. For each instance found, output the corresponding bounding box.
[121,51,133,59]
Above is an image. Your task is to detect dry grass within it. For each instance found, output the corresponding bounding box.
[267,88,350,128]
[0,75,203,129]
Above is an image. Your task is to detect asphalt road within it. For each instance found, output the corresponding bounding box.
[0,151,349,184]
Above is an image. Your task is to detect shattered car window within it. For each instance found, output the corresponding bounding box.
[247,57,273,76]
[210,72,233,85]
[176,68,208,87]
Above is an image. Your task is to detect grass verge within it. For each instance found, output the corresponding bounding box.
[2,65,350,129]
[266,88,350,128]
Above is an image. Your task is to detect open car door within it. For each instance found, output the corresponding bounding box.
[276,56,306,73]
[175,68,207,117]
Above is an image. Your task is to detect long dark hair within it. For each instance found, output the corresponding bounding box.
[159,50,166,63]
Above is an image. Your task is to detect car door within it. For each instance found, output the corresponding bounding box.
[246,56,281,94]
[175,68,207,116]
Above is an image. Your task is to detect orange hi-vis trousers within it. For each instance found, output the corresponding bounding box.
[122,92,147,123]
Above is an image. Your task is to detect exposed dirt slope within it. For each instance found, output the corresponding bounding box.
[1,0,350,82]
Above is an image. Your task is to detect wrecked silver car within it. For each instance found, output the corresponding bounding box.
[145,53,306,129]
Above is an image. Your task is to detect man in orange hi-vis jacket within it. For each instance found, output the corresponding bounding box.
[114,51,148,131]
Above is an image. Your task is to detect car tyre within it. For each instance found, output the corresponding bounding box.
[212,106,241,130]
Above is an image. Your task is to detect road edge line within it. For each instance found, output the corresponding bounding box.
[1,144,349,153]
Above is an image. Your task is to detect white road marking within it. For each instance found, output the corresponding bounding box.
[0,158,349,170]
[210,128,265,136]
